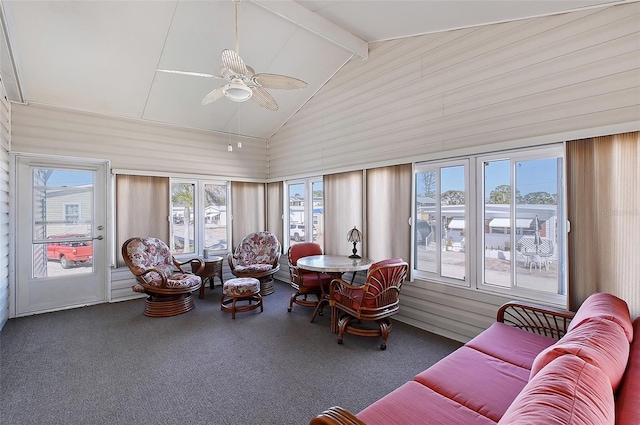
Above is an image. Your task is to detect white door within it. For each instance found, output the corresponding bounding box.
[14,156,108,316]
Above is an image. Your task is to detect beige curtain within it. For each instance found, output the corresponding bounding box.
[366,164,412,263]
[231,181,265,248]
[324,171,363,256]
[115,175,169,267]
[266,181,284,247]
[566,132,640,318]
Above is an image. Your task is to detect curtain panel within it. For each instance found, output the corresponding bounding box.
[266,182,284,247]
[324,171,363,256]
[115,175,170,267]
[230,181,265,248]
[366,164,412,263]
[566,131,640,318]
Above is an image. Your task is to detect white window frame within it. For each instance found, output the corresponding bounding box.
[412,158,470,287]
[63,202,81,224]
[412,145,567,306]
[285,177,322,250]
[476,145,566,306]
[170,178,231,260]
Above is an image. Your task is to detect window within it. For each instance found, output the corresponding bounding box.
[63,203,81,224]
[414,159,469,285]
[480,148,565,304]
[286,177,323,248]
[171,179,230,257]
[413,146,566,305]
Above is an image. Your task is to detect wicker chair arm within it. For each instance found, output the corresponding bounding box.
[227,251,236,271]
[174,257,200,274]
[186,257,205,275]
[309,406,366,425]
[136,267,169,288]
[497,300,575,340]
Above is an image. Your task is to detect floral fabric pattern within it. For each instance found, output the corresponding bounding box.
[223,278,260,296]
[233,231,281,267]
[123,237,201,289]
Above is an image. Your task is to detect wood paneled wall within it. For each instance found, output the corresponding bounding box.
[11,103,269,179]
[269,3,640,179]
[0,85,9,328]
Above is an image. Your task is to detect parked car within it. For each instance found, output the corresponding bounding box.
[289,224,317,242]
[46,234,93,269]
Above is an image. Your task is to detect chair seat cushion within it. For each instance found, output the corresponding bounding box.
[357,381,496,425]
[234,264,274,273]
[466,322,556,370]
[300,271,332,287]
[223,278,260,296]
[414,346,530,422]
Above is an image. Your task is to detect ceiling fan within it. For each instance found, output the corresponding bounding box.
[157,0,307,111]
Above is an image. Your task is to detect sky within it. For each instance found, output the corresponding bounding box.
[419,158,560,196]
[44,169,93,187]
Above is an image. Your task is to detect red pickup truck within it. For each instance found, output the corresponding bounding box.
[46,234,93,269]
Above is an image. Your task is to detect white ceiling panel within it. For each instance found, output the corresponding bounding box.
[0,0,630,140]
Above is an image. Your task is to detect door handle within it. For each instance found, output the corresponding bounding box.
[94,235,104,240]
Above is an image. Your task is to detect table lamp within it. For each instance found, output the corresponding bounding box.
[347,226,362,259]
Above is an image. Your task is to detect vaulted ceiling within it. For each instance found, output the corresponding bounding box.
[0,0,624,140]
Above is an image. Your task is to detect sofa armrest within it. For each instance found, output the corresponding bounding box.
[497,301,575,340]
[309,406,366,425]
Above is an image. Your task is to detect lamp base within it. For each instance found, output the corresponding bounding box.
[349,254,361,259]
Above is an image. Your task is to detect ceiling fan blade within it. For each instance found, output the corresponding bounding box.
[221,49,248,76]
[250,87,278,111]
[157,69,223,79]
[201,86,225,105]
[252,73,307,90]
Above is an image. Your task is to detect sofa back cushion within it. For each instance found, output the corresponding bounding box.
[498,355,615,425]
[568,292,633,343]
[530,318,629,391]
[615,317,640,425]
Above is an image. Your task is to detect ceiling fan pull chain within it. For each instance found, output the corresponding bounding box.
[235,0,240,55]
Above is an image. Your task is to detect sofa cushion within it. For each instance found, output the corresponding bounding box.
[498,355,615,425]
[466,322,556,370]
[357,380,496,425]
[414,346,529,423]
[568,292,633,343]
[615,317,640,425]
[530,318,629,391]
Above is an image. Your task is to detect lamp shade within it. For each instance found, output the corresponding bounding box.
[223,82,253,102]
[347,226,362,243]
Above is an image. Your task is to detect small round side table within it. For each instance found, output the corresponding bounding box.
[191,256,223,299]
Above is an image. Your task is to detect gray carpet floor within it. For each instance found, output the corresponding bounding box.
[1,280,462,425]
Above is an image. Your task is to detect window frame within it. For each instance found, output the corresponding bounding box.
[170,178,231,260]
[412,145,567,306]
[285,177,323,250]
[476,145,566,305]
[412,158,470,288]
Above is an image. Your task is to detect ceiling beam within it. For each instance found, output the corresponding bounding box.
[250,0,368,59]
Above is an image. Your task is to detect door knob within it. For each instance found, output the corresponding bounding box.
[94,235,104,240]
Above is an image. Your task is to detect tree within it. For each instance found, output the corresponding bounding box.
[418,171,436,197]
[172,183,194,252]
[488,185,522,204]
[204,185,226,207]
[441,190,465,205]
[522,191,556,205]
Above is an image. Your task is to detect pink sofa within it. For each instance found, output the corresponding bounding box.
[311,293,639,425]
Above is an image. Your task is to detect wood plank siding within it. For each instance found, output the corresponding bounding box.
[268,3,640,179]
[0,85,10,328]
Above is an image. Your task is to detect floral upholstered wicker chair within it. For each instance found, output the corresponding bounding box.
[330,258,408,350]
[122,237,203,317]
[287,242,333,321]
[228,231,281,295]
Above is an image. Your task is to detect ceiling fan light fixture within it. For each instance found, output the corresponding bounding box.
[223,82,252,102]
